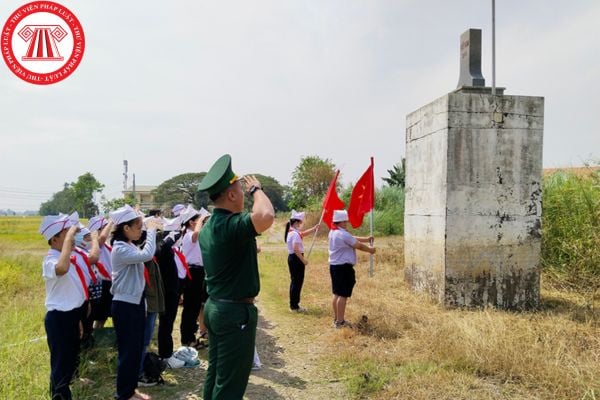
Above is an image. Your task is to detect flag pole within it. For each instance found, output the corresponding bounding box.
[369,157,374,277]
[307,169,340,259]
[306,210,323,259]
[492,0,496,96]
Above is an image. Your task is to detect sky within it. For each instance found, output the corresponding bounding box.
[0,0,598,212]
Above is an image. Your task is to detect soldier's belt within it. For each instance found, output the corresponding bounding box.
[210,297,255,304]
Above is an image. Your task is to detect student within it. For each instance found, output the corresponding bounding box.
[284,210,320,312]
[87,216,114,329]
[328,210,375,329]
[73,226,103,349]
[156,217,186,369]
[39,213,86,400]
[110,205,161,400]
[179,205,210,348]
[137,222,166,386]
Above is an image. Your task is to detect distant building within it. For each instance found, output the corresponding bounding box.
[123,185,158,210]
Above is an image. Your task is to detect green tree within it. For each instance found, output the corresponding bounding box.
[39,173,104,217]
[72,172,104,218]
[100,194,135,214]
[153,172,209,211]
[244,174,288,212]
[382,158,406,188]
[39,183,76,216]
[288,156,337,210]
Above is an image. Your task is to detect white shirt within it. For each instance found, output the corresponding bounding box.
[181,230,203,266]
[42,249,86,312]
[286,228,304,254]
[328,228,358,265]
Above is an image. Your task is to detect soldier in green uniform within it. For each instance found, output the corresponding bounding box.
[198,154,275,399]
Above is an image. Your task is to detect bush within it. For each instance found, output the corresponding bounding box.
[541,167,600,291]
[352,186,404,236]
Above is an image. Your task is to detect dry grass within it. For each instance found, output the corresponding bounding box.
[2,216,599,399]
[264,233,600,400]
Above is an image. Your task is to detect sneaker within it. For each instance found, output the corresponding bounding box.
[137,374,159,387]
[165,355,185,369]
[291,306,307,313]
[334,320,352,329]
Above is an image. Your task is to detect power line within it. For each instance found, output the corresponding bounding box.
[0,186,55,194]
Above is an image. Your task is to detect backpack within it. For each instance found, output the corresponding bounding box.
[143,352,166,384]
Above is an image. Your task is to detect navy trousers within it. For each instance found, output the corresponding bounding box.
[158,289,180,358]
[45,307,81,400]
[288,254,305,310]
[180,267,207,344]
[112,298,145,400]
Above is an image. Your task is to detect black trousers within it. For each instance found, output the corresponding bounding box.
[80,300,94,348]
[112,298,145,400]
[45,307,81,400]
[180,267,207,344]
[288,253,305,310]
[158,289,180,359]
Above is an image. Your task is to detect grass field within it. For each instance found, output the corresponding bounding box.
[0,216,599,399]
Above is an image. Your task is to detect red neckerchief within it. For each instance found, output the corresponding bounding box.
[73,248,98,285]
[69,255,89,300]
[95,261,111,281]
[172,248,192,280]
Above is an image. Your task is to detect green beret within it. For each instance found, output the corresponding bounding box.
[198,154,239,196]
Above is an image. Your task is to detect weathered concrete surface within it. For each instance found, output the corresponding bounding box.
[404,90,544,309]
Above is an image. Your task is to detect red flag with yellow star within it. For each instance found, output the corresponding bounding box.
[322,170,345,229]
[348,158,374,228]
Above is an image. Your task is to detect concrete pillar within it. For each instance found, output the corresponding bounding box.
[404,88,543,309]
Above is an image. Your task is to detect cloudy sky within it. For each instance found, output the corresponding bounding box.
[1,0,598,211]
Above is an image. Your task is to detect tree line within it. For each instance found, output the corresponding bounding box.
[39,156,406,219]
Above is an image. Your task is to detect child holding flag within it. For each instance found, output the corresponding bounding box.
[328,210,375,329]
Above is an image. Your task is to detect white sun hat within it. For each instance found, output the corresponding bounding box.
[180,205,200,225]
[332,210,349,223]
[39,212,79,241]
[290,210,305,221]
[87,215,107,232]
[172,204,186,217]
[109,205,140,225]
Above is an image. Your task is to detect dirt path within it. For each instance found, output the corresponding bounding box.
[167,304,346,400]
[244,307,346,400]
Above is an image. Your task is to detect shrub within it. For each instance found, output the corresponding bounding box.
[541,167,600,291]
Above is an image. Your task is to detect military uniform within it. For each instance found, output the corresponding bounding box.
[198,154,260,400]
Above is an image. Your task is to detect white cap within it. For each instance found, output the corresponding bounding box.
[199,207,211,219]
[80,227,91,236]
[180,205,199,225]
[163,217,181,232]
[290,210,305,221]
[39,212,79,241]
[87,216,107,232]
[172,204,185,216]
[110,205,141,226]
[332,210,349,223]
